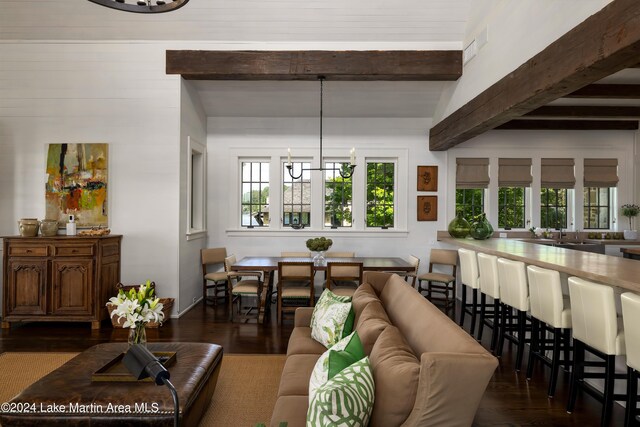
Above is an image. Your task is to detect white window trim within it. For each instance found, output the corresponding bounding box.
[186,136,207,240]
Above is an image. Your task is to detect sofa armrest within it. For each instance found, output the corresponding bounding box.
[402,352,498,427]
[294,307,315,327]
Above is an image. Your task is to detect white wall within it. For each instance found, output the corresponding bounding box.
[178,80,208,312]
[0,42,182,315]
[446,129,637,229]
[206,117,448,275]
[434,0,613,123]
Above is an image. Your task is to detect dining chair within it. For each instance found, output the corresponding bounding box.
[324,251,355,258]
[416,249,457,314]
[325,261,363,297]
[383,255,420,287]
[224,254,263,322]
[281,251,312,257]
[278,261,315,324]
[201,247,229,306]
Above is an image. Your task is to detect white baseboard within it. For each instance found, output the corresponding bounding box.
[172,296,203,318]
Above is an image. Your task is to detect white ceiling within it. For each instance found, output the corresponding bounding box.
[0,0,470,43]
[191,80,448,117]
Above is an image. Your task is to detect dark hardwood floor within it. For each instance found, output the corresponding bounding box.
[0,299,622,426]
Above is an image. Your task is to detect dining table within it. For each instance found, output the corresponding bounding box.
[231,256,415,323]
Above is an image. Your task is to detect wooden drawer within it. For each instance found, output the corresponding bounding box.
[9,245,48,257]
[54,245,94,257]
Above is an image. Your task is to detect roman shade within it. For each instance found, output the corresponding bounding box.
[584,159,618,187]
[498,158,532,187]
[541,158,575,189]
[456,158,489,189]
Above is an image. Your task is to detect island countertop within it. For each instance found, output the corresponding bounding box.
[438,237,640,293]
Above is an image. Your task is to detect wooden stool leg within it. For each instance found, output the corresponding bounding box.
[515,309,526,371]
[563,328,572,372]
[625,367,638,427]
[469,288,478,336]
[602,354,616,427]
[548,328,562,398]
[477,293,487,341]
[526,318,539,380]
[490,300,500,352]
[567,340,584,413]
[459,285,467,328]
[496,303,508,357]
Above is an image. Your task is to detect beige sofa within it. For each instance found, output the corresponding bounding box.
[270,271,498,427]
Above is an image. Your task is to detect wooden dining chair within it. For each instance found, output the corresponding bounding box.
[281,251,312,257]
[416,249,458,313]
[384,255,420,287]
[324,251,355,258]
[224,254,263,322]
[201,247,229,306]
[277,261,315,324]
[325,261,363,297]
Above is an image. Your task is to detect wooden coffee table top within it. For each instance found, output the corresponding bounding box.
[0,342,223,426]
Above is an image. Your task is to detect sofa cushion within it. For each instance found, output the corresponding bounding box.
[311,289,355,348]
[352,282,380,325]
[369,326,420,427]
[270,395,308,427]
[309,332,365,401]
[307,357,375,427]
[287,327,327,356]
[277,354,320,397]
[355,300,391,355]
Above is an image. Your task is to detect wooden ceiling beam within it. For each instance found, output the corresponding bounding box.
[496,119,638,130]
[525,105,640,118]
[429,0,640,151]
[564,84,640,98]
[166,50,462,81]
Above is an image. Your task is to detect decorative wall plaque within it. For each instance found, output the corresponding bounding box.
[417,166,438,191]
[417,196,437,221]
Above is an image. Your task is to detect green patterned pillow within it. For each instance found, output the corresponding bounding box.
[309,331,365,402]
[307,357,375,427]
[311,289,355,348]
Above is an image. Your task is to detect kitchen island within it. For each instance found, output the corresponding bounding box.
[438,237,640,293]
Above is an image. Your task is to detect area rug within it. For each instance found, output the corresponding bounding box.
[0,352,286,427]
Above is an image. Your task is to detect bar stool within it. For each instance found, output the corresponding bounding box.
[496,257,530,371]
[621,292,640,427]
[567,277,626,427]
[458,248,480,335]
[526,265,572,398]
[476,253,501,352]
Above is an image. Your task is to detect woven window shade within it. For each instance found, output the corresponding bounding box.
[541,158,575,188]
[498,158,532,187]
[456,158,489,189]
[584,159,618,187]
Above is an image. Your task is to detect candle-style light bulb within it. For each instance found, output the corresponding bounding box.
[350,148,355,165]
[288,148,292,165]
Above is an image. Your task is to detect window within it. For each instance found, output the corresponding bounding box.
[187,136,206,236]
[366,162,395,228]
[498,187,526,228]
[324,162,352,228]
[584,187,611,229]
[241,162,269,227]
[456,189,484,219]
[283,161,311,227]
[540,188,568,229]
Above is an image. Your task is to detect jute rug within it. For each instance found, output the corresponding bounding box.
[0,352,286,427]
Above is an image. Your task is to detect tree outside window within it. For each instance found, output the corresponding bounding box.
[584,187,611,229]
[241,162,269,227]
[324,162,352,227]
[282,162,311,227]
[456,188,484,220]
[366,162,395,228]
[540,188,567,229]
[498,187,526,228]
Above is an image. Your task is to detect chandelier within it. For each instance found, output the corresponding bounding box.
[286,77,356,180]
[87,0,189,13]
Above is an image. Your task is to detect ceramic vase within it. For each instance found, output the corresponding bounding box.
[624,230,638,241]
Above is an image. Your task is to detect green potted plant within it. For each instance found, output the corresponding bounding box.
[621,203,640,240]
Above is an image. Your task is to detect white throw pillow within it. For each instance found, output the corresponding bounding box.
[310,289,354,348]
[307,357,375,427]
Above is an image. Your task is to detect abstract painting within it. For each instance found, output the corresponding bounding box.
[46,143,108,227]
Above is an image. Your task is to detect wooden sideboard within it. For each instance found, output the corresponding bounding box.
[2,235,122,329]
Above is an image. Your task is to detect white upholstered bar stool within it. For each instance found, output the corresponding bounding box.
[458,248,481,335]
[496,257,530,371]
[476,253,501,352]
[525,265,572,398]
[621,292,640,427]
[567,277,626,427]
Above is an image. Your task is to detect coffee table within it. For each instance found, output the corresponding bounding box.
[0,342,222,426]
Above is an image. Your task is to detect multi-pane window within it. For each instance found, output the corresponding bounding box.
[540,188,568,229]
[455,189,484,220]
[584,187,611,229]
[324,162,352,228]
[498,187,526,228]
[241,162,269,227]
[283,162,311,227]
[366,162,395,228]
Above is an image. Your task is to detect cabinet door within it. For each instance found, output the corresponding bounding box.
[51,259,94,316]
[6,259,48,316]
